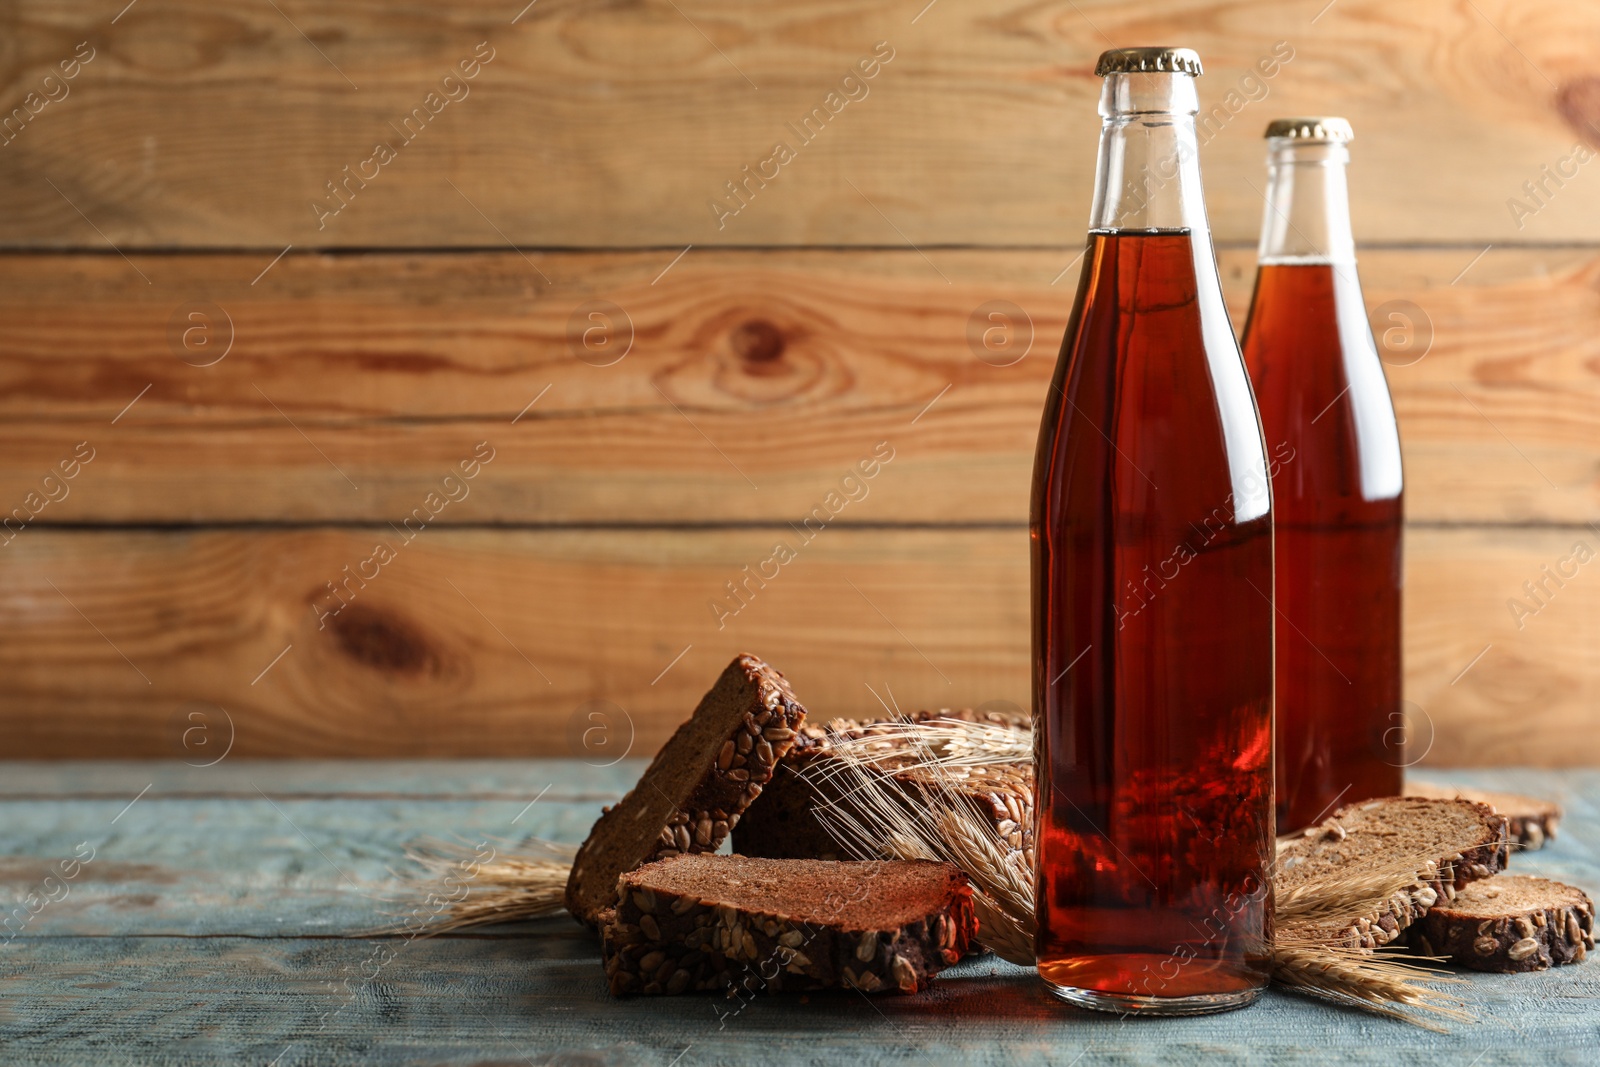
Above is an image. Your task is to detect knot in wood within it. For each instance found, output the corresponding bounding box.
[729,319,786,365]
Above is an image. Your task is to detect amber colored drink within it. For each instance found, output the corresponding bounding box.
[1240,118,1404,834]
[1242,263,1403,831]
[1032,231,1275,1010]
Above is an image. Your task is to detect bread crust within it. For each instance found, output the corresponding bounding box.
[1412,874,1595,973]
[564,654,807,927]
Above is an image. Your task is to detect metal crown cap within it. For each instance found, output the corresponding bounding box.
[1265,116,1354,142]
[1095,47,1203,77]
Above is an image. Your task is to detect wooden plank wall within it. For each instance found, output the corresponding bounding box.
[1,0,1596,763]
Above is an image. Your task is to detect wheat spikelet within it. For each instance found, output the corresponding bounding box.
[1275,851,1446,929]
[1271,939,1470,1029]
[967,893,1034,967]
[424,857,571,933]
[1276,861,1427,919]
[825,718,1032,769]
[390,838,575,936]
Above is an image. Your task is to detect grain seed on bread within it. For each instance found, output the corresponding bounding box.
[564,653,807,927]
[1411,874,1594,973]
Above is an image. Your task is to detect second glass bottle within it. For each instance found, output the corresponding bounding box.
[1240,117,1405,833]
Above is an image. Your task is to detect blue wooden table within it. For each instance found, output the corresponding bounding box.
[1,762,1596,1065]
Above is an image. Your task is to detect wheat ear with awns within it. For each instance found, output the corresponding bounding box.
[396,839,572,936]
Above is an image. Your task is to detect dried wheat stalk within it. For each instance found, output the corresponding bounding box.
[824,718,1032,769]
[1272,938,1469,1029]
[389,838,574,937]
[425,856,571,933]
[1276,848,1450,928]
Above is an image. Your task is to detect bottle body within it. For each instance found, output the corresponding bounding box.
[1031,53,1274,1014]
[1240,127,1404,833]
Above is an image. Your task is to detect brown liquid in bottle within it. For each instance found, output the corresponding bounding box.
[1032,230,1274,1007]
[1242,263,1403,832]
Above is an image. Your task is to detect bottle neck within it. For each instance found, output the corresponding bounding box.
[1257,139,1355,265]
[1088,72,1210,235]
[1083,71,1266,526]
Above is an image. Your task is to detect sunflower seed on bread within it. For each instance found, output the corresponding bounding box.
[1411,874,1593,972]
[1276,796,1512,950]
[564,653,807,928]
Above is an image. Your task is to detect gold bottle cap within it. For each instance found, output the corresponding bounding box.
[1095,47,1203,78]
[1264,117,1354,142]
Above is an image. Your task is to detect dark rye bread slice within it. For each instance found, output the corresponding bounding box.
[1406,780,1563,851]
[1276,796,1512,950]
[1411,874,1594,972]
[564,654,807,927]
[733,709,1032,865]
[600,854,977,996]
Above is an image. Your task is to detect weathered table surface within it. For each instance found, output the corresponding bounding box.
[1,762,1596,1066]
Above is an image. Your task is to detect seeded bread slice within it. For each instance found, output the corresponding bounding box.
[564,654,807,927]
[734,709,1032,865]
[600,854,977,996]
[1406,781,1563,851]
[1276,796,1512,949]
[1411,874,1594,972]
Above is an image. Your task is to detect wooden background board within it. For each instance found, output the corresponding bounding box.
[0,0,1595,761]
[1,761,1597,1064]
[0,525,1591,765]
[0,247,1595,525]
[4,1,1600,247]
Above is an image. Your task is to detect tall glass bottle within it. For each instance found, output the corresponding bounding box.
[1240,118,1404,833]
[1031,48,1274,1015]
